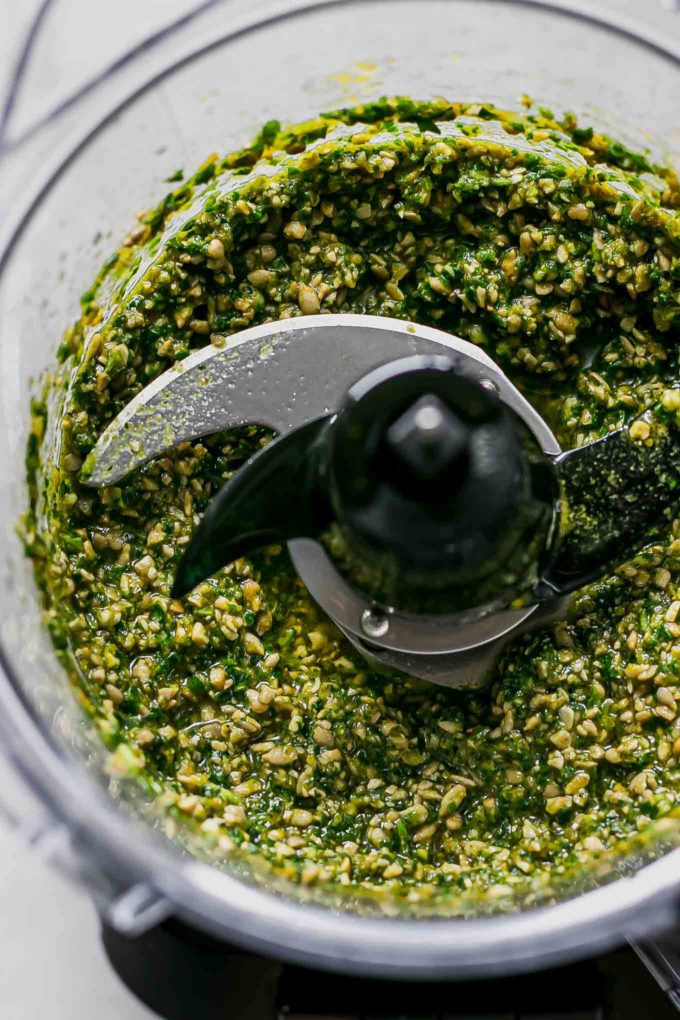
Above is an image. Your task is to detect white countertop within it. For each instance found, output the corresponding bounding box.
[0,0,678,1016]
[0,823,157,1019]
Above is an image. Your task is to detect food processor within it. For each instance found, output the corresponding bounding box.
[1,1,680,1017]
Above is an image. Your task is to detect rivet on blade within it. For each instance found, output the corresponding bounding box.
[361,608,390,640]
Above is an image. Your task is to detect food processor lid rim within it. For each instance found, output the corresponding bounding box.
[1,0,679,156]
[0,0,679,978]
[1,0,679,268]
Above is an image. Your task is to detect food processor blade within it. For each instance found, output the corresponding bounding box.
[85,314,561,688]
[84,312,680,690]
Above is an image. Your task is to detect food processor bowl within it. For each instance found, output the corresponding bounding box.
[1,0,680,979]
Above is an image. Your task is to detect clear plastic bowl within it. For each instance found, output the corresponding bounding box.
[1,0,679,978]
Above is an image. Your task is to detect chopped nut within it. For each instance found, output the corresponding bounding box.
[288,809,314,828]
[224,805,246,827]
[629,420,650,442]
[545,796,573,816]
[298,283,320,314]
[263,746,298,766]
[439,784,467,816]
[207,237,225,260]
[243,632,265,657]
[284,219,307,240]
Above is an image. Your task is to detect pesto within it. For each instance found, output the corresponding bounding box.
[25,98,680,906]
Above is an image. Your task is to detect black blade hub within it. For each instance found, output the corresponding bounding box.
[323,355,556,614]
[384,393,471,489]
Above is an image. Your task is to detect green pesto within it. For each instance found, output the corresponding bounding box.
[24,98,680,906]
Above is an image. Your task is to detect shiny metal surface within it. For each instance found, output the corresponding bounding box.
[87,314,559,485]
[344,599,569,689]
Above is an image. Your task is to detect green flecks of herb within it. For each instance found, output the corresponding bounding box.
[104,348,128,376]
[606,140,651,173]
[597,652,617,680]
[187,675,208,696]
[227,665,250,691]
[149,602,167,623]
[414,118,441,135]
[165,169,184,182]
[160,649,180,675]
[654,624,673,644]
[280,628,296,650]
[61,532,84,554]
[395,818,410,852]
[119,697,140,716]
[250,119,282,157]
[45,616,68,650]
[80,284,98,311]
[618,205,635,230]
[144,184,193,230]
[193,162,216,186]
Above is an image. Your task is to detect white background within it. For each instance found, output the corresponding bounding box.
[0,0,678,1016]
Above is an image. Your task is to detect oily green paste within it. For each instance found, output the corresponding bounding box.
[25,98,680,907]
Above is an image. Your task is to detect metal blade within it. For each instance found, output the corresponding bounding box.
[539,418,680,596]
[83,314,555,487]
[171,416,331,598]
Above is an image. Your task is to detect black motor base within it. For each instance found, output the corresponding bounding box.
[100,917,680,1020]
[102,917,282,1020]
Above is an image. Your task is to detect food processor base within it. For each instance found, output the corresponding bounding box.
[101,918,283,1020]
[100,918,680,1020]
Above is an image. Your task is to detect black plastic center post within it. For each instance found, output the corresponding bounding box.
[324,355,555,615]
[385,393,471,491]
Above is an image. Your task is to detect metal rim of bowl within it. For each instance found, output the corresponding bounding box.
[0,0,679,979]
